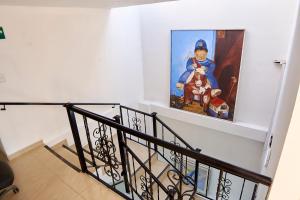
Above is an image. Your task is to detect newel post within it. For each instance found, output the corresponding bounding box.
[65,104,87,173]
[151,112,158,152]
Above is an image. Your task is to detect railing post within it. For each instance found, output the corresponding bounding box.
[168,189,175,200]
[114,115,130,193]
[251,184,258,200]
[194,148,201,194]
[119,105,124,125]
[216,170,223,199]
[151,112,158,152]
[65,104,87,173]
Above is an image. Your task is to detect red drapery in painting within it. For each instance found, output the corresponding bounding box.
[214,30,245,114]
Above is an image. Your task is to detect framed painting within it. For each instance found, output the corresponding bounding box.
[185,159,209,195]
[170,30,245,121]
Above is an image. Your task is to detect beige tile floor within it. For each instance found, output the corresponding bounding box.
[3,146,124,200]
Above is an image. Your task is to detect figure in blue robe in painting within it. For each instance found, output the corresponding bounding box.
[178,39,219,88]
[176,39,221,105]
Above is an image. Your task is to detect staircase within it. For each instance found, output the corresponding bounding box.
[43,104,272,200]
[48,137,203,200]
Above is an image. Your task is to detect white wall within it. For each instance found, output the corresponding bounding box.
[160,116,264,171]
[0,6,144,155]
[139,0,297,129]
[138,0,298,171]
[0,0,175,8]
[261,0,300,178]
[268,83,300,200]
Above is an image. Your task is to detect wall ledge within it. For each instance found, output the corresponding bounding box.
[139,101,268,143]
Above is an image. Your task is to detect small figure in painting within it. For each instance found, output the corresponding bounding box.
[176,39,221,107]
[177,39,219,90]
[184,68,211,112]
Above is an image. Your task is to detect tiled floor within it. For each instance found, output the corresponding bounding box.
[3,145,124,200]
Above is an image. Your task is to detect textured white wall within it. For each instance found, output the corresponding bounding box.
[0,6,144,155]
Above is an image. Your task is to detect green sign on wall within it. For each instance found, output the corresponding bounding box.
[0,27,5,39]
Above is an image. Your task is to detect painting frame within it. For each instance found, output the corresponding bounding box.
[185,158,209,195]
[170,29,245,122]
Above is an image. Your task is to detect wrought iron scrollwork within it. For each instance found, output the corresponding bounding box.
[166,169,196,200]
[218,176,232,200]
[132,117,142,132]
[93,123,121,181]
[170,141,187,170]
[140,175,153,200]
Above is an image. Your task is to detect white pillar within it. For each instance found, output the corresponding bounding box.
[267,83,300,199]
[260,1,300,178]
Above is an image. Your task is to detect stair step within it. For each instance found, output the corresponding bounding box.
[51,139,68,150]
[128,155,172,200]
[54,145,81,169]
[66,135,157,187]
[62,144,94,166]
[44,145,81,172]
[69,144,105,170]
[48,137,202,200]
[153,168,178,200]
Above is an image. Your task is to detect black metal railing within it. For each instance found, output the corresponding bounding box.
[119,106,195,151]
[154,116,198,180]
[1,102,272,199]
[66,105,272,200]
[155,116,194,151]
[119,105,153,146]
[120,106,198,181]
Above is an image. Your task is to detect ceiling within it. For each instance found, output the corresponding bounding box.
[0,0,175,8]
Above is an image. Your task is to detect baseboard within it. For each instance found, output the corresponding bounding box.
[8,132,68,160]
[8,140,44,161]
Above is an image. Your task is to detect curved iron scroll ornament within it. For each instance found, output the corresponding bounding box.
[170,141,187,170]
[93,123,122,181]
[140,175,153,200]
[167,169,196,200]
[132,117,142,132]
[218,177,232,200]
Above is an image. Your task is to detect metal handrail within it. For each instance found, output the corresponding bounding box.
[155,116,195,151]
[0,102,120,111]
[67,105,272,186]
[119,105,196,151]
[0,102,120,106]
[120,105,152,117]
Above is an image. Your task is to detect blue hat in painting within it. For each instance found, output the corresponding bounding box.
[195,39,208,52]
